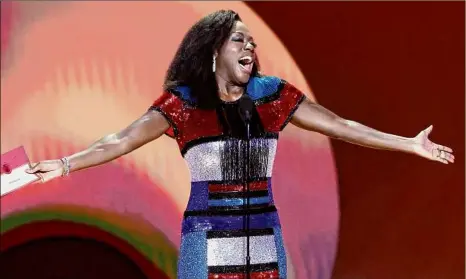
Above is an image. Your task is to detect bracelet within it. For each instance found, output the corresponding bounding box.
[60,157,71,177]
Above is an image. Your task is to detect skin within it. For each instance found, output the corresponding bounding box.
[215,21,257,101]
[27,20,454,182]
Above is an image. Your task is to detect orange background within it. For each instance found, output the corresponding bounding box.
[1,2,338,279]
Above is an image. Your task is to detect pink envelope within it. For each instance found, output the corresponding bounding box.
[1,146,40,196]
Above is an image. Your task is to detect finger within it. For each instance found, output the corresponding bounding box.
[434,150,450,164]
[435,157,448,164]
[424,125,433,135]
[26,162,42,173]
[25,163,37,173]
[36,173,45,183]
[438,145,453,153]
[446,153,455,163]
[437,152,443,161]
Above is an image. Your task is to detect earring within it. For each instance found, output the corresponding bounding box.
[212,56,216,72]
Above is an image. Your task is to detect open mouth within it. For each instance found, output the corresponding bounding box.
[238,56,254,74]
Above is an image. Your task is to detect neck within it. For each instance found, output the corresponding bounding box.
[216,73,244,101]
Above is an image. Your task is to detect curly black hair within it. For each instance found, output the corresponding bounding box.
[163,10,261,109]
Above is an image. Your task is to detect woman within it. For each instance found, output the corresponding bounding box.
[26,10,454,279]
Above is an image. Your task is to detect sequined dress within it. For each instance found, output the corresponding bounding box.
[150,76,305,279]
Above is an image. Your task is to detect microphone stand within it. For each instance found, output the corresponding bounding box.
[244,119,251,279]
[238,95,253,279]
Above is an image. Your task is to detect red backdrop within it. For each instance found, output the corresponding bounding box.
[247,2,464,279]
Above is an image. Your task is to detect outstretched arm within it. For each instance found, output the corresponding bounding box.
[291,98,454,164]
[26,110,170,182]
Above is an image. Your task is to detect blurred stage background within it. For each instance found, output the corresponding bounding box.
[0,2,463,279]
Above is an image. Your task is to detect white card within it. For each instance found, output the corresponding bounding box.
[1,163,40,196]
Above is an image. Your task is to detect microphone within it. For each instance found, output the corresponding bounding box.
[238,94,254,124]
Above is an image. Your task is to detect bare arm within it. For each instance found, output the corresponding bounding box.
[67,110,169,172]
[291,98,415,152]
[27,110,170,181]
[290,98,454,165]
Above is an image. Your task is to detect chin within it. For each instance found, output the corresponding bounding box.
[238,76,250,85]
[234,70,251,85]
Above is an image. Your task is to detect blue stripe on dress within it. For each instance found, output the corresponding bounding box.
[174,76,281,103]
[182,212,280,233]
[274,227,287,278]
[208,196,270,207]
[178,231,207,279]
[186,181,209,211]
[246,76,281,100]
[267,178,275,205]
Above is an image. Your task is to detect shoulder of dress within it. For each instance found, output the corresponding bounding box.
[167,85,197,106]
[246,75,287,102]
[167,76,289,105]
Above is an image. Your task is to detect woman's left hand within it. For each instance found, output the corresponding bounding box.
[412,125,455,164]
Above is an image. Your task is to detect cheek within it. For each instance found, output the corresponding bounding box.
[218,46,241,66]
[218,57,237,72]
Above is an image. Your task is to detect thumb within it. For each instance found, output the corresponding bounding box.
[26,162,42,173]
[424,125,433,135]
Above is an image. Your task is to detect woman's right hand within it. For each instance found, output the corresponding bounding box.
[26,160,65,183]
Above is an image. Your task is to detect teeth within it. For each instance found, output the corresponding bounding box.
[239,56,253,64]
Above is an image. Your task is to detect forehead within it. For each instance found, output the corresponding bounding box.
[232,21,251,35]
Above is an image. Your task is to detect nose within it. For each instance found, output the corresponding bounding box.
[244,41,255,51]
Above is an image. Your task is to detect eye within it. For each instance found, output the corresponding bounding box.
[231,35,257,48]
[232,37,244,43]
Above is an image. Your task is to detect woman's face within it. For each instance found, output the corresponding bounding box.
[215,21,257,85]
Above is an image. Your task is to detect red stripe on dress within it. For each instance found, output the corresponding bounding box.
[255,82,305,132]
[209,181,268,193]
[208,269,279,279]
[152,91,224,149]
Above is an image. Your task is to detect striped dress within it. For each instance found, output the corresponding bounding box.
[150,76,305,279]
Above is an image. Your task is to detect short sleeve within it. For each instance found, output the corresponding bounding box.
[276,81,306,130]
[255,79,306,132]
[148,91,184,138]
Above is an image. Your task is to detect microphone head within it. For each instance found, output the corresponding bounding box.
[238,94,254,123]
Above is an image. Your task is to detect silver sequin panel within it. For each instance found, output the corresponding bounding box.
[207,235,278,266]
[184,138,278,182]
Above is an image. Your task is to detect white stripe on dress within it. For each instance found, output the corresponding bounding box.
[207,235,278,266]
[184,138,277,182]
